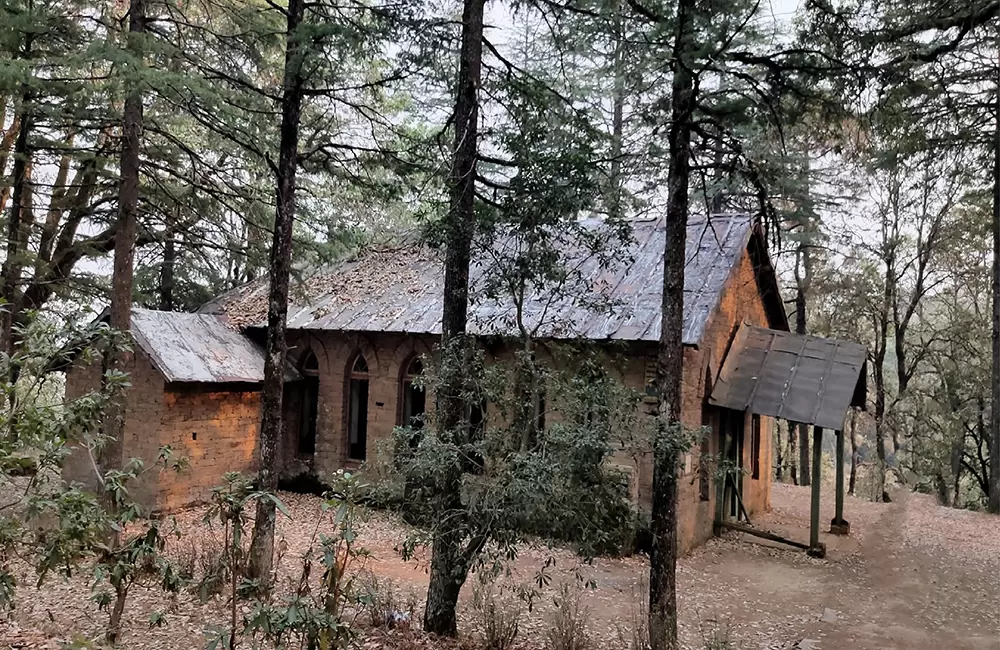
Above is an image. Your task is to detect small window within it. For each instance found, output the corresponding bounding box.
[469,401,486,441]
[751,414,761,480]
[467,401,487,472]
[347,354,369,461]
[399,357,426,429]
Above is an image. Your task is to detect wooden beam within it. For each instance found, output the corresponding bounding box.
[718,520,810,550]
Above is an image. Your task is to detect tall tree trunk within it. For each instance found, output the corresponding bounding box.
[35,137,76,278]
[989,70,1000,514]
[648,1,695,647]
[873,354,890,502]
[248,0,307,581]
[101,0,145,480]
[0,114,22,213]
[423,0,485,636]
[1,87,32,363]
[794,247,811,487]
[159,236,175,311]
[608,0,625,220]
[874,265,892,503]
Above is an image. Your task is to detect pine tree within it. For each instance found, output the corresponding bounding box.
[246,0,307,583]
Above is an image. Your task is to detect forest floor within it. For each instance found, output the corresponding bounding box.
[1,482,997,650]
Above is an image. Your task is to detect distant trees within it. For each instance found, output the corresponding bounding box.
[792,0,999,508]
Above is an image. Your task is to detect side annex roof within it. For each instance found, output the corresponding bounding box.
[129,309,293,384]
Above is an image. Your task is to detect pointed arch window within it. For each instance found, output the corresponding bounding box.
[399,357,426,429]
[298,350,319,456]
[347,354,369,461]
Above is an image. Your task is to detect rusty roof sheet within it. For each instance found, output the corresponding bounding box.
[709,322,867,430]
[212,214,760,346]
[130,308,284,384]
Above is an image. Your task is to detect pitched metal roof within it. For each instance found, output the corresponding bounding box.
[214,214,769,346]
[130,308,281,384]
[709,322,867,430]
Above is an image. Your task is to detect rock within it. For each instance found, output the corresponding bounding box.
[796,639,821,650]
[821,608,839,623]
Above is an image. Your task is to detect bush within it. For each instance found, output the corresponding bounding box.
[0,452,37,477]
[357,570,416,629]
[174,541,198,582]
[193,534,229,601]
[471,576,521,650]
[546,581,591,650]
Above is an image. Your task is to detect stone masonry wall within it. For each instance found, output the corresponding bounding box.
[63,344,260,512]
[63,346,166,506]
[62,241,777,542]
[155,386,260,511]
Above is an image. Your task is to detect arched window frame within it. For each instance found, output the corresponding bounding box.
[346,353,370,461]
[298,349,320,456]
[398,356,426,429]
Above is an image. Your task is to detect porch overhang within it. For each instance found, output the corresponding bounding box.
[709,322,867,430]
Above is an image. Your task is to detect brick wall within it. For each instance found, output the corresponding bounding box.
[63,345,166,504]
[63,344,260,512]
[671,246,775,553]
[155,386,260,511]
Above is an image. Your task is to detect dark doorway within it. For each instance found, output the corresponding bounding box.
[298,351,319,456]
[347,354,369,461]
[719,408,746,521]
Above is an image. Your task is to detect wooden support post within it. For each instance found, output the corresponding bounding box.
[831,428,850,535]
[808,425,826,558]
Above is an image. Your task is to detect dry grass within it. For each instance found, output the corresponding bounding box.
[544,582,592,650]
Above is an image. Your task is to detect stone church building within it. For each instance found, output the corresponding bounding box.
[65,214,834,553]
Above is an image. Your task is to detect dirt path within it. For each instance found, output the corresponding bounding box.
[2,484,997,650]
[731,486,1000,650]
[793,489,1000,650]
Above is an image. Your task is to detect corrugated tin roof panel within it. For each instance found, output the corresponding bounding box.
[271,214,757,345]
[709,323,867,430]
[130,309,279,384]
